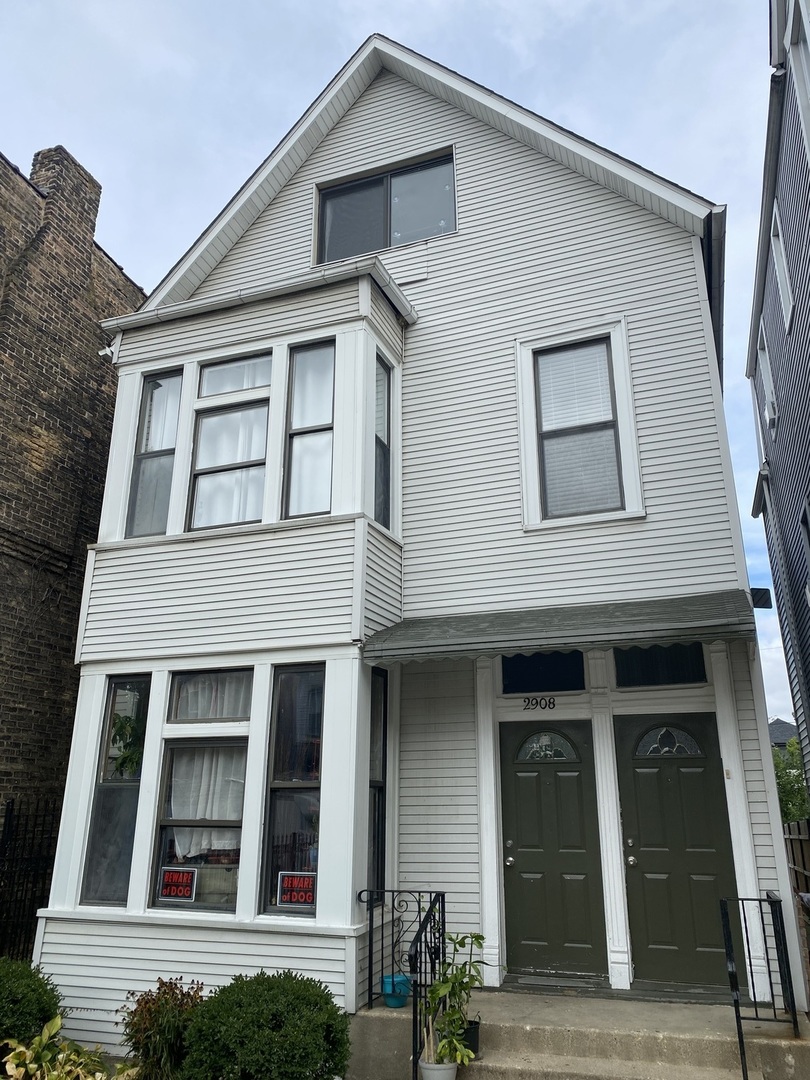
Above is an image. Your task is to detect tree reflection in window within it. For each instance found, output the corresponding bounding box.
[516,731,578,762]
[635,727,702,757]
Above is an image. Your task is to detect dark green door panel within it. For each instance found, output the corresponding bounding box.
[613,713,738,987]
[500,721,607,977]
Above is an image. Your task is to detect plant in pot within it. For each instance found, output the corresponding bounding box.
[419,932,484,1079]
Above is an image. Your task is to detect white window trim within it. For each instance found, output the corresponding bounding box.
[787,0,810,157]
[771,202,795,333]
[515,317,644,529]
[756,320,778,434]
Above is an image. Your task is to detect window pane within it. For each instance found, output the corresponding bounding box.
[154,829,240,911]
[272,668,324,782]
[172,670,253,721]
[391,159,455,246]
[291,344,334,429]
[537,341,613,431]
[614,643,706,687]
[321,178,386,262]
[191,465,265,527]
[502,651,586,694]
[138,374,181,453]
[266,789,320,908]
[128,452,174,537]
[200,355,271,396]
[81,676,150,906]
[375,359,390,443]
[370,669,386,782]
[165,745,246,831]
[196,405,267,469]
[375,438,391,529]
[542,427,622,516]
[287,432,332,516]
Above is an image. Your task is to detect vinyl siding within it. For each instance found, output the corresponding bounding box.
[398,660,480,932]
[38,916,348,1050]
[187,71,739,617]
[755,69,810,773]
[116,280,361,366]
[364,524,403,635]
[370,280,403,358]
[80,521,356,661]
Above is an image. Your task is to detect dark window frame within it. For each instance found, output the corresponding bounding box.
[533,337,625,520]
[317,153,456,264]
[187,400,269,531]
[374,355,392,530]
[368,668,388,895]
[126,369,183,538]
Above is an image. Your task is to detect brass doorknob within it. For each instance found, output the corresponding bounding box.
[505,856,515,866]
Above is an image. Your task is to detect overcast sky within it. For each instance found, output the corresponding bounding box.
[2,0,791,718]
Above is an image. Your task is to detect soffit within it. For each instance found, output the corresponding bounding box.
[362,589,755,666]
[143,35,718,313]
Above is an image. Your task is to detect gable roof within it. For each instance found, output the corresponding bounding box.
[139,34,724,321]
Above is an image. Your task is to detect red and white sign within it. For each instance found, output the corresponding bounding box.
[159,866,197,902]
[277,871,316,907]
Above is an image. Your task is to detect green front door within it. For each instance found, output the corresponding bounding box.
[613,713,738,986]
[500,720,607,977]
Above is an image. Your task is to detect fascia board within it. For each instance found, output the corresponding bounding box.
[100,256,417,336]
[746,69,786,379]
[142,34,718,314]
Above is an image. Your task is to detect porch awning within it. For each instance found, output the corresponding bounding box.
[362,589,756,666]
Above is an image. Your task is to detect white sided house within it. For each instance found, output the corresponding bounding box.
[37,35,805,1046]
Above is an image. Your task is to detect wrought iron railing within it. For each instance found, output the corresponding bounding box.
[0,797,61,960]
[720,892,799,1080]
[358,889,446,1080]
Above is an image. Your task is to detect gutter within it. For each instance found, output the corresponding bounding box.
[100,255,418,334]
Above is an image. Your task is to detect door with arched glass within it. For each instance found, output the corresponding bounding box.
[613,712,737,986]
[499,720,607,977]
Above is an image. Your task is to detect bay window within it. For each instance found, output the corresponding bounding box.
[82,676,151,905]
[152,669,252,912]
[263,664,324,912]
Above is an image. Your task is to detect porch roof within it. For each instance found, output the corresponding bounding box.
[361,589,756,666]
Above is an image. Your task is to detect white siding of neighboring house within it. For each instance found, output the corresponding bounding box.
[185,71,743,618]
[78,521,357,662]
[398,659,480,932]
[39,917,349,1051]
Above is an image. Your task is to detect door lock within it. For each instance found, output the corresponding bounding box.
[627,856,637,866]
[505,856,515,866]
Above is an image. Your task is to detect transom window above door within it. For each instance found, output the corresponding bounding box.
[318,155,456,263]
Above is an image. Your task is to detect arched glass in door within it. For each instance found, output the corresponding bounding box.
[515,731,579,762]
[634,726,703,757]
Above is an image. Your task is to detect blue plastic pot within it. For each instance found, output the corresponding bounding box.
[381,973,411,1007]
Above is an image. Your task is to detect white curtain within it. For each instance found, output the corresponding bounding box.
[175,670,252,721]
[170,745,246,858]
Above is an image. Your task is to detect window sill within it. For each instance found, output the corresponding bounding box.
[314,228,458,271]
[40,907,366,936]
[523,509,646,533]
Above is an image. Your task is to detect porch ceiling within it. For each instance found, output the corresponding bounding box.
[361,589,756,666]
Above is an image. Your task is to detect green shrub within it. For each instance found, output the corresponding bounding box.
[0,958,62,1048]
[773,737,810,823]
[119,977,204,1079]
[179,970,350,1080]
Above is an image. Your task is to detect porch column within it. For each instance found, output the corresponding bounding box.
[475,657,503,986]
[587,649,632,989]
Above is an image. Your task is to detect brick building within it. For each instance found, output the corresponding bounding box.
[0,146,144,803]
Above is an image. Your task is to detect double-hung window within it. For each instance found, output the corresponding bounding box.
[152,669,252,912]
[127,373,182,537]
[517,320,642,527]
[374,357,392,529]
[190,355,271,529]
[318,155,456,263]
[285,342,334,517]
[771,202,795,331]
[535,338,623,518]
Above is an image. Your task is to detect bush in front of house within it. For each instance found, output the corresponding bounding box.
[179,970,351,1080]
[119,977,205,1080]
[0,957,62,1049]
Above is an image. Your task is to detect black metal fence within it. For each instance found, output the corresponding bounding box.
[358,888,446,1080]
[720,892,799,1080]
[0,797,61,960]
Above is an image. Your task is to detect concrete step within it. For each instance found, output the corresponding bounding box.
[470,1053,761,1080]
[347,992,808,1080]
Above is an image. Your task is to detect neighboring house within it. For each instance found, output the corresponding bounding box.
[749,0,810,787]
[0,146,145,804]
[37,36,805,1045]
[769,716,800,750]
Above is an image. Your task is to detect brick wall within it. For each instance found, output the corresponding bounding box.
[0,146,145,802]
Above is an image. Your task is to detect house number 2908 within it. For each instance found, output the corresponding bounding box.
[522,697,555,710]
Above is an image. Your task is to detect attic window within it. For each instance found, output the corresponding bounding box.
[318,155,456,263]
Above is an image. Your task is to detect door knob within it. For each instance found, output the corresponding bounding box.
[505,856,515,866]
[627,856,637,866]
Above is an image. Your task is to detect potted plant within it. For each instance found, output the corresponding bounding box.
[418,932,484,1079]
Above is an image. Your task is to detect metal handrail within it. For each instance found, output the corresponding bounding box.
[407,892,446,1080]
